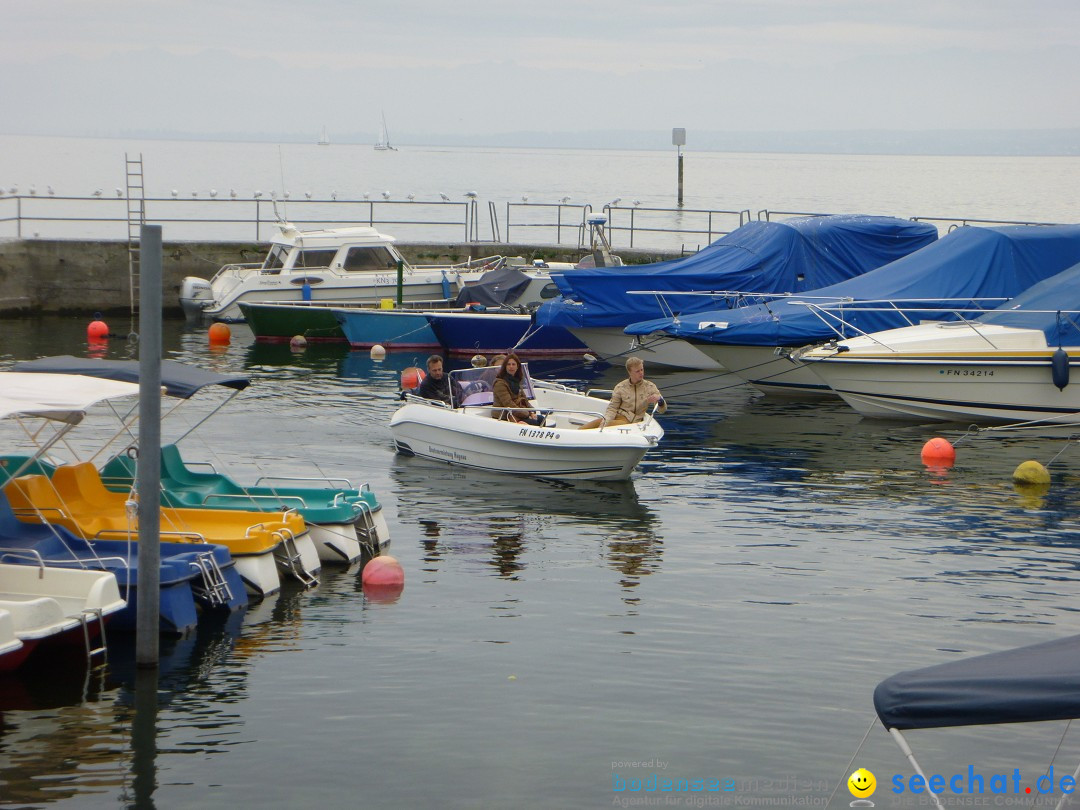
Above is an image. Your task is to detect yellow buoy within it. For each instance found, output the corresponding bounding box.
[1013,460,1050,486]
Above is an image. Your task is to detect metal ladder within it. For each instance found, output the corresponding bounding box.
[353,500,380,552]
[80,607,109,667]
[124,153,146,316]
[189,550,234,608]
[274,529,319,587]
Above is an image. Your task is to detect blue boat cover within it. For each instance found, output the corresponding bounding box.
[875,634,1080,730]
[628,225,1080,346]
[456,266,533,307]
[536,215,938,329]
[977,260,1080,343]
[13,355,250,398]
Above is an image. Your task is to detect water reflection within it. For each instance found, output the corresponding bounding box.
[392,459,662,596]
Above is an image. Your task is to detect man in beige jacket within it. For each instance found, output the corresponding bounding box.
[579,356,666,429]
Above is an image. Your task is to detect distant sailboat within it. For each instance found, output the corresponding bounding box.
[318,126,330,146]
[374,113,397,151]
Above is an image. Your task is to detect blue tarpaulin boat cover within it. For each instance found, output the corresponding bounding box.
[12,355,251,398]
[875,634,1080,730]
[536,215,938,329]
[977,260,1080,343]
[627,225,1080,346]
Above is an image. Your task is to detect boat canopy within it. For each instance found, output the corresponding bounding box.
[875,634,1080,731]
[627,224,1080,346]
[0,372,141,423]
[976,259,1080,342]
[536,215,938,329]
[456,266,533,307]
[12,356,250,398]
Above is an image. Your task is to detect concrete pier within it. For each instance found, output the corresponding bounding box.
[0,239,679,316]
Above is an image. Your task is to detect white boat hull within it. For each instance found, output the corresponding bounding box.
[306,513,390,564]
[0,563,125,648]
[570,327,723,369]
[694,343,833,396]
[389,384,663,481]
[233,551,282,598]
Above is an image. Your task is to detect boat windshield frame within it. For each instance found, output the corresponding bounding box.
[449,363,535,405]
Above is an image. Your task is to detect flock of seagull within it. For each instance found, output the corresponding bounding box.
[0,187,641,206]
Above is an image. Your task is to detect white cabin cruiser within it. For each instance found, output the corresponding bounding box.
[179,222,510,323]
[389,365,664,481]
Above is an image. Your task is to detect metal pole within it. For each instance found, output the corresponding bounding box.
[136,223,162,668]
[396,259,404,306]
[677,148,684,207]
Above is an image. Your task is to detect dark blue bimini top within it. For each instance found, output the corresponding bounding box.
[627,225,1080,346]
[535,215,938,329]
[12,355,250,398]
[875,634,1080,730]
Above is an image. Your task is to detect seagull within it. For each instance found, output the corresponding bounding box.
[254,190,263,198]
[92,189,103,197]
[47,185,54,196]
[210,189,218,198]
[406,193,415,201]
[559,195,571,204]
[304,191,312,199]
[633,199,641,206]
[29,186,37,196]
[171,189,179,197]
[8,186,16,195]
[330,190,337,200]
[191,190,198,197]
[116,188,123,197]
[270,191,277,199]
[464,191,478,200]
[381,191,391,200]
[521,195,529,204]
[362,192,370,200]
[283,191,290,199]
[230,188,237,198]
[609,197,621,207]
[439,192,450,201]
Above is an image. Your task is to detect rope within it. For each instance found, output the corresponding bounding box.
[825,715,878,809]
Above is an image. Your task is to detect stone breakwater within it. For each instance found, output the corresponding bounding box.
[0,239,677,316]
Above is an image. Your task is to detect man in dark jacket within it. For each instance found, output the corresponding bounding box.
[416,355,463,406]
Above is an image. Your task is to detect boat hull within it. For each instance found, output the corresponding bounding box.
[804,350,1080,423]
[333,308,441,350]
[693,342,833,396]
[570,327,723,369]
[240,301,347,343]
[427,312,587,356]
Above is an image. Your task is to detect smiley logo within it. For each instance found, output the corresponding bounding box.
[848,768,876,798]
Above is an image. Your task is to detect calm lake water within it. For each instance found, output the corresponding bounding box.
[4,316,1080,809]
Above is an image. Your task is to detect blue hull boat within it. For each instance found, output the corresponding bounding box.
[332,308,441,349]
[424,310,588,356]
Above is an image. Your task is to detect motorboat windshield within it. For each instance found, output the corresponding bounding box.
[450,364,535,407]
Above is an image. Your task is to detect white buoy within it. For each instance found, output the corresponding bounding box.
[370,344,387,359]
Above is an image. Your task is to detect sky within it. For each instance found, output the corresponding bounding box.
[2,0,1079,144]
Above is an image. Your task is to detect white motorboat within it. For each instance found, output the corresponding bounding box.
[797,264,1080,423]
[0,561,125,666]
[572,326,724,370]
[388,365,664,481]
[179,221,506,322]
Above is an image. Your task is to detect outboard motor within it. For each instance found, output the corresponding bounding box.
[179,277,213,321]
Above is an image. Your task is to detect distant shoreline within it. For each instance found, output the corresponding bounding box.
[2,129,1078,158]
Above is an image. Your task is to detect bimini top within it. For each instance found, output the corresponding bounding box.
[0,372,141,423]
[627,224,1080,346]
[12,356,250,399]
[875,634,1080,730]
[536,215,938,329]
[975,259,1080,342]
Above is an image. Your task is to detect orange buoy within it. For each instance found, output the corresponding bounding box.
[920,436,956,467]
[401,367,426,390]
[208,323,231,345]
[87,319,109,339]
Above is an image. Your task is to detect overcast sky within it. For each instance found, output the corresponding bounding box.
[3,1,1079,141]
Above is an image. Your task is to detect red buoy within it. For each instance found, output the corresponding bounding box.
[87,319,109,339]
[920,436,956,467]
[362,555,404,603]
[401,367,426,390]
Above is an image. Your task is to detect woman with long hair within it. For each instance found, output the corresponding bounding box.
[492,353,541,425]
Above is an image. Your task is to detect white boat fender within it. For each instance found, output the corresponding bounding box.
[1052,347,1070,390]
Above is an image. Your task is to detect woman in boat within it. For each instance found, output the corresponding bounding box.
[579,356,666,430]
[492,353,542,425]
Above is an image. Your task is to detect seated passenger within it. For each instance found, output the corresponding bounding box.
[416,355,464,406]
[492,353,542,425]
[578,356,666,430]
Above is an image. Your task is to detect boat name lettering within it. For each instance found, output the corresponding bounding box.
[374,274,394,285]
[940,369,994,377]
[428,445,467,461]
[519,428,561,440]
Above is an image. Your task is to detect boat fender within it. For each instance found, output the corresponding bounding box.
[1052,348,1070,391]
